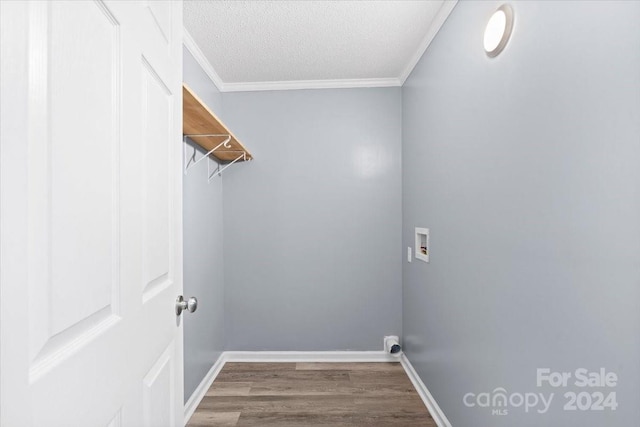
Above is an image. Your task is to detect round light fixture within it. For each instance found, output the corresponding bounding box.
[483,4,514,57]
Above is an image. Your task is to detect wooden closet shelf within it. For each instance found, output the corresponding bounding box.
[182,84,253,163]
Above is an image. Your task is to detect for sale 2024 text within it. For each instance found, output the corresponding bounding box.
[537,368,618,412]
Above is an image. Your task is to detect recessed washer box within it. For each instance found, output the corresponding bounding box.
[415,227,429,263]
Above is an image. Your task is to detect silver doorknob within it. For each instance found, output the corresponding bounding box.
[176,295,198,315]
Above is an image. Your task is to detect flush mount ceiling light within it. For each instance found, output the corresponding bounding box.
[483,4,514,57]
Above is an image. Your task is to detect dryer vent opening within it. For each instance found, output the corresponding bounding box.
[384,336,402,357]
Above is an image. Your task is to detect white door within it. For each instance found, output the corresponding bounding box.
[0,1,184,426]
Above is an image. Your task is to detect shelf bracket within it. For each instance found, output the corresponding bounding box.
[183,134,231,175]
[208,151,247,182]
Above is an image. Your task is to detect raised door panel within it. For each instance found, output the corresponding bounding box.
[28,0,121,381]
[142,343,176,427]
[106,410,123,427]
[145,0,172,45]
[141,58,173,302]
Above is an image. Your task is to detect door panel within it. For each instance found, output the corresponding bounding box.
[141,57,173,302]
[0,1,184,426]
[49,0,120,336]
[146,0,173,46]
[28,0,122,380]
[143,343,177,427]
[107,411,123,427]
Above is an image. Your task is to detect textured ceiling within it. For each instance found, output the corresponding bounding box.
[183,0,457,91]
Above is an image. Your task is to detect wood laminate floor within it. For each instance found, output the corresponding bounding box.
[187,362,437,427]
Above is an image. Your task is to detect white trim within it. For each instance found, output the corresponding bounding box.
[224,350,399,363]
[183,26,402,92]
[400,354,452,427]
[182,2,456,93]
[183,2,456,92]
[183,353,227,425]
[221,78,402,93]
[398,0,458,85]
[183,28,226,92]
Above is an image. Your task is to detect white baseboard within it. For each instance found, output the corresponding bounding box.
[400,354,452,427]
[224,350,399,363]
[183,351,449,427]
[183,353,227,425]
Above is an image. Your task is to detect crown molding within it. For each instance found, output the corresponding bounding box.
[399,0,458,85]
[183,27,401,92]
[183,28,226,92]
[222,77,402,92]
[183,0,457,93]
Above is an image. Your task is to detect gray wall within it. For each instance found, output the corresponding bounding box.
[182,49,225,403]
[402,1,640,426]
[221,88,403,350]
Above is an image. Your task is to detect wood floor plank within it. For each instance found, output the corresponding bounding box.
[216,369,350,383]
[235,412,437,427]
[235,413,358,427]
[188,362,436,426]
[349,413,437,427]
[354,396,429,414]
[348,370,414,384]
[350,382,424,396]
[206,382,252,397]
[186,411,241,427]
[197,395,356,414]
[222,362,296,372]
[296,362,403,371]
[249,380,357,396]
